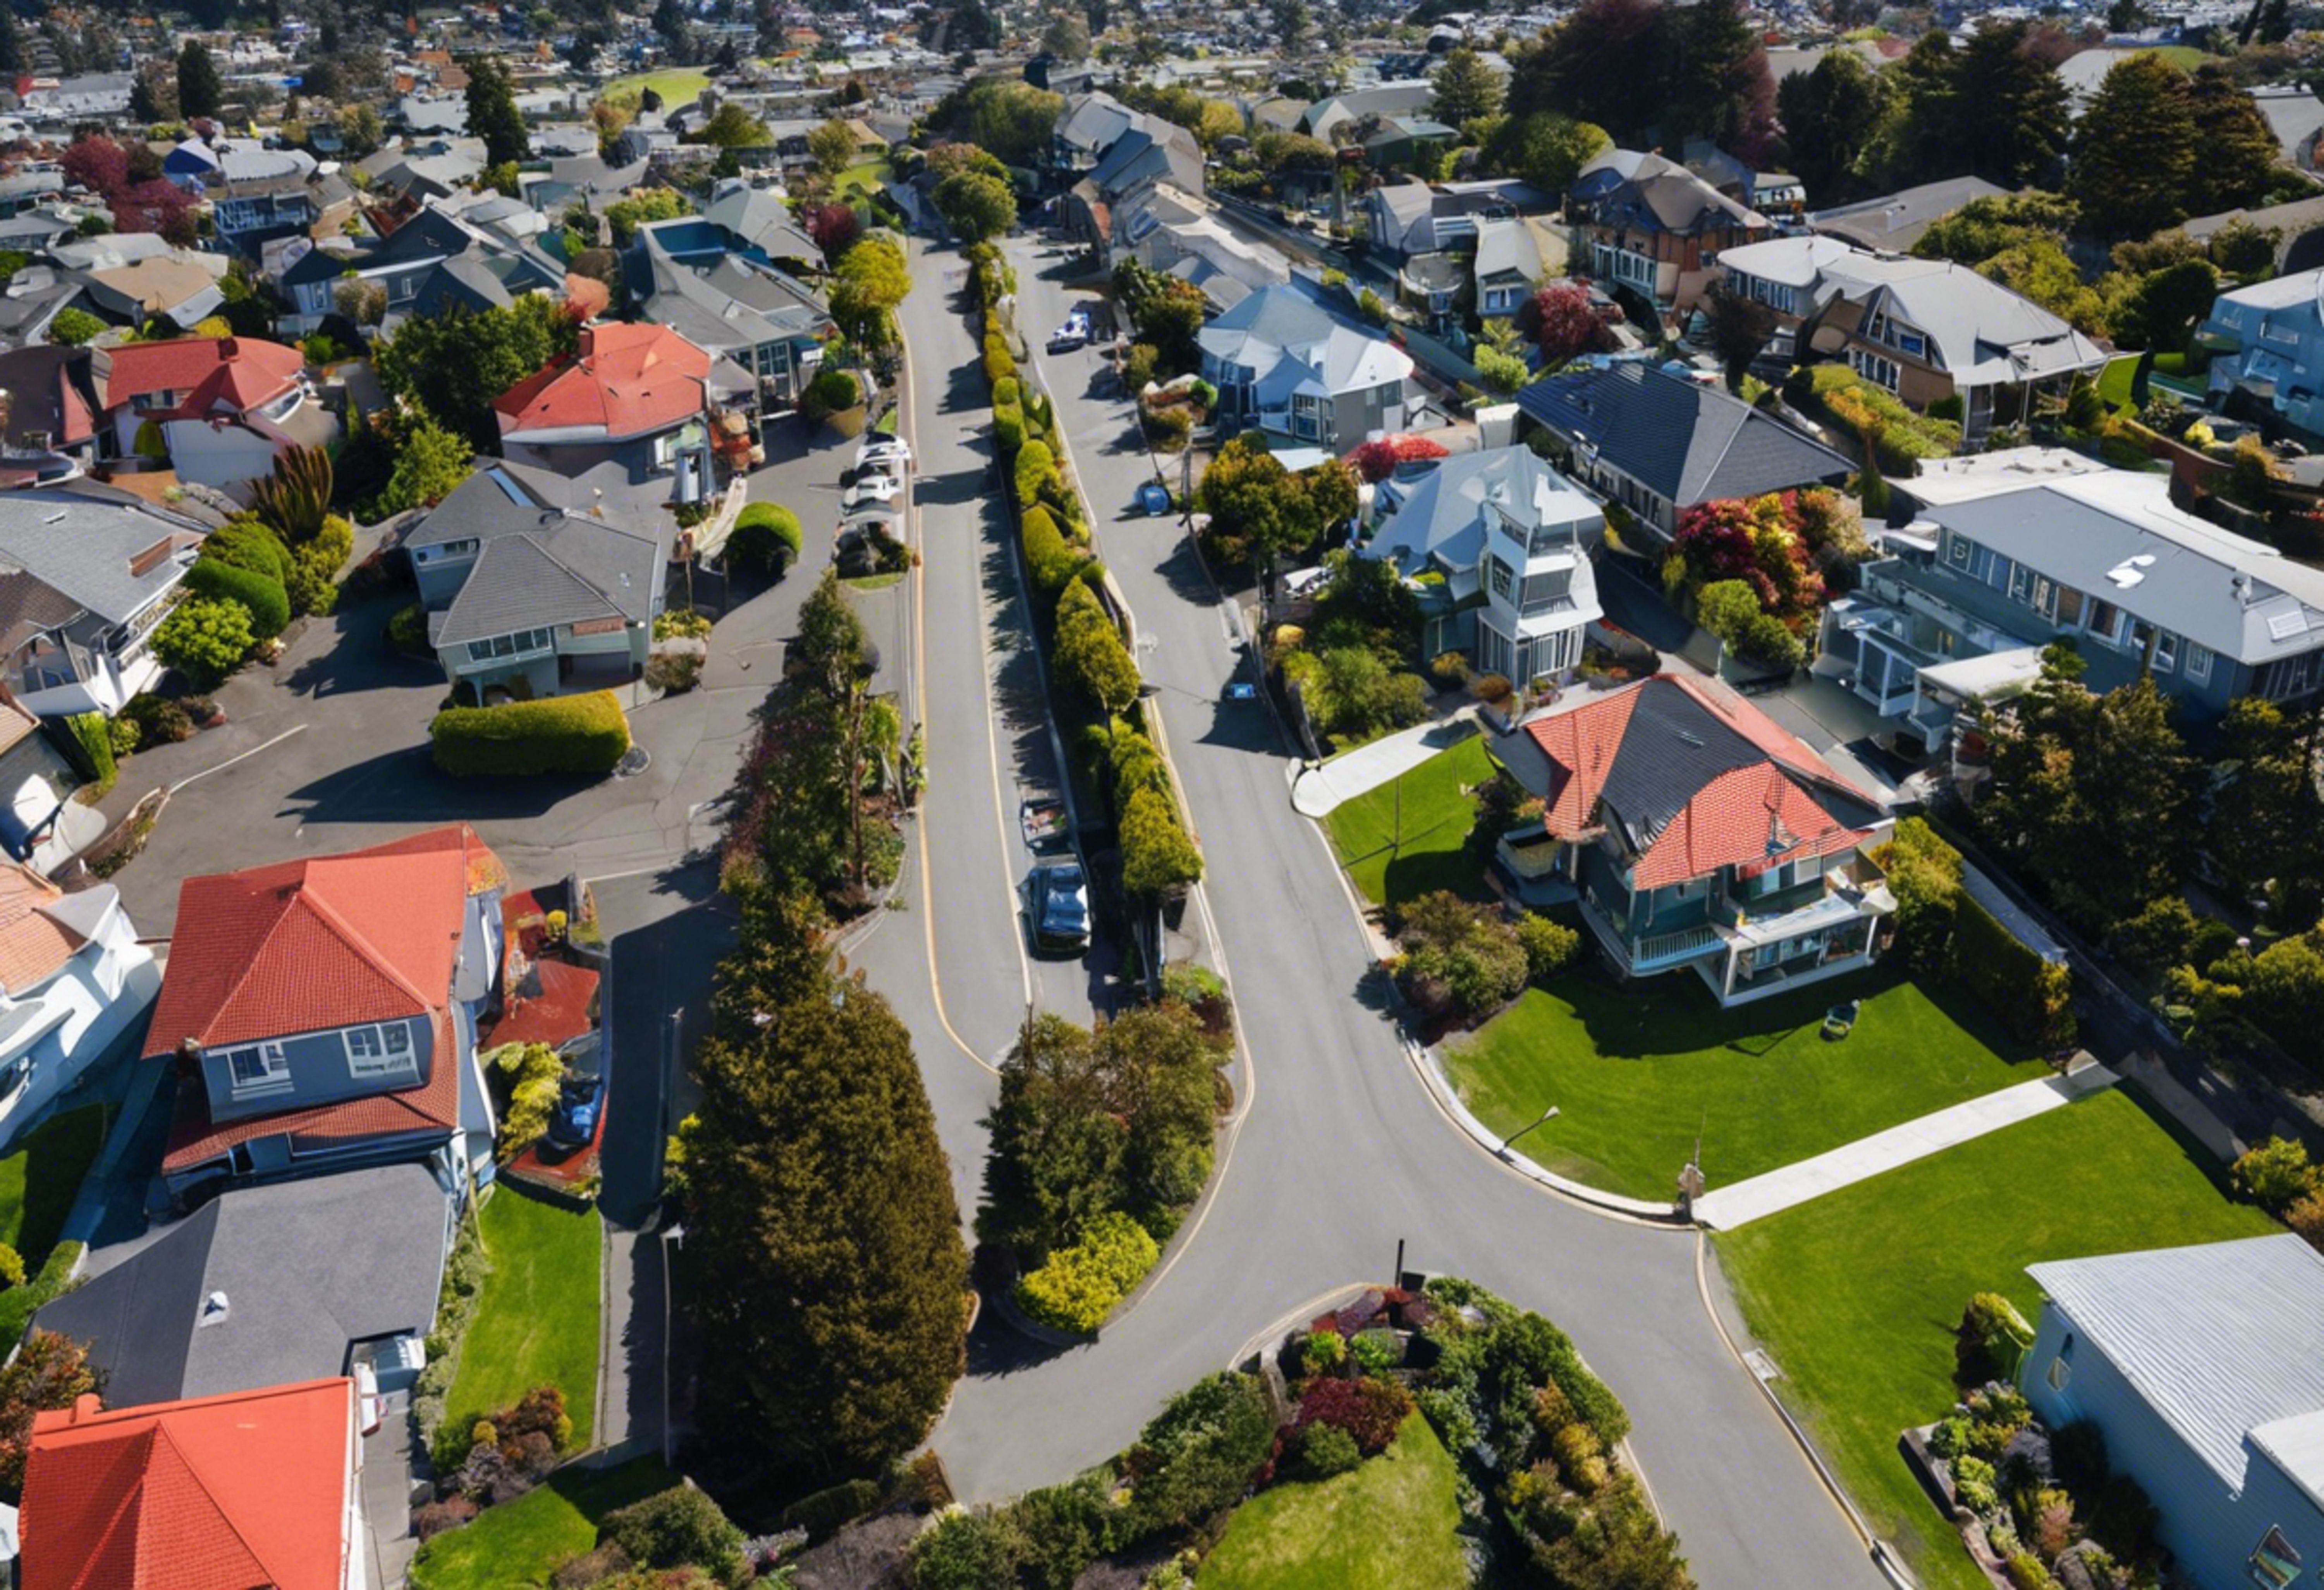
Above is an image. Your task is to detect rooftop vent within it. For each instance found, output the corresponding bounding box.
[2104,554,2156,590]
[197,1290,229,1328]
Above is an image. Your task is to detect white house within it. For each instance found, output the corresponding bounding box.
[0,860,158,1152]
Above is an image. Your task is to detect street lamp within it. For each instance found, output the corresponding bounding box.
[1499,1104,1559,1157]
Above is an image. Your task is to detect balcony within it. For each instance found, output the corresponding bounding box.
[1631,922,1723,971]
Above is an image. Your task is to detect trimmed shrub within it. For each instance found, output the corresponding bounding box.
[1956,1293,2035,1388]
[993,402,1025,456]
[599,1484,746,1581]
[1124,1373,1275,1537]
[121,693,194,750]
[910,1507,1032,1590]
[994,376,1021,408]
[151,596,255,688]
[429,691,632,777]
[1299,1422,1361,1478]
[105,717,137,758]
[1014,1210,1159,1334]
[202,517,292,583]
[184,555,290,639]
[1516,914,1580,980]
[778,1477,883,1542]
[727,502,803,579]
[803,364,861,420]
[1014,439,1058,509]
[1954,893,2076,1050]
[388,602,428,652]
[2232,1136,2315,1212]
[1020,506,1079,601]
[1120,785,1202,898]
[1294,1375,1412,1456]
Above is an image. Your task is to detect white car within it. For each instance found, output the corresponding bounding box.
[842,475,902,511]
[856,437,912,470]
[1049,312,1092,352]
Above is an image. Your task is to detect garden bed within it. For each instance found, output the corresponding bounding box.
[407,1456,677,1590]
[1443,967,2047,1202]
[1712,1090,2274,1590]
[0,1105,105,1344]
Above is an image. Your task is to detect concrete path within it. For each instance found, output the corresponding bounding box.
[1289,711,1481,818]
[1692,1061,2120,1231]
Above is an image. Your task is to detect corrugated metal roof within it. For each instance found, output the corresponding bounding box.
[2028,1234,2324,1494]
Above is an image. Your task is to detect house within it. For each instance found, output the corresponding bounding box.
[0,487,205,717]
[0,344,108,481]
[1818,453,2324,741]
[1472,217,1544,320]
[1198,281,1415,449]
[1491,672,1897,1005]
[19,1379,366,1590]
[1806,176,2011,254]
[0,861,155,1151]
[277,198,564,333]
[1717,235,2109,440]
[1061,122,1208,262]
[0,264,85,352]
[0,694,97,877]
[52,236,229,332]
[697,177,824,272]
[1515,361,1855,543]
[1116,184,1290,312]
[2199,266,2324,441]
[101,337,338,492]
[1362,115,1460,172]
[1568,148,1769,326]
[2183,191,2324,275]
[1364,443,1604,681]
[633,237,834,424]
[33,1162,450,1406]
[144,825,509,1203]
[1298,80,1438,144]
[211,164,359,263]
[404,460,670,700]
[494,321,754,505]
[2018,1234,2324,1590]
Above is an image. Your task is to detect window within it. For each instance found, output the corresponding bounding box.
[1948,533,1973,570]
[224,1042,290,1095]
[2046,1330,2074,1391]
[1898,331,1927,359]
[343,1023,416,1078]
[2248,1526,2302,1590]
[2056,586,2084,628]
[463,627,553,663]
[2153,629,2178,672]
[2087,599,2123,645]
[1488,557,1515,603]
[1851,349,1901,392]
[2185,641,2213,685]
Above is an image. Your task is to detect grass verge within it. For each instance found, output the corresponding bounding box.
[1198,1413,1466,1590]
[1713,1088,2275,1590]
[407,1456,676,1590]
[444,1184,603,1451]
[0,1105,106,1344]
[1322,731,1494,909]
[1444,967,2044,1200]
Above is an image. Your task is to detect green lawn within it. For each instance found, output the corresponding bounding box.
[2097,352,2139,413]
[0,1105,107,1343]
[600,68,709,108]
[1442,968,2046,1201]
[1715,1089,2275,1590]
[445,1185,603,1451]
[2133,43,2212,69]
[1322,732,1495,909]
[408,1456,676,1590]
[1199,1414,1466,1590]
[834,158,890,205]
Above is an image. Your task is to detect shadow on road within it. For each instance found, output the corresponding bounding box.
[963,1302,1078,1377]
[281,744,608,825]
[279,591,436,700]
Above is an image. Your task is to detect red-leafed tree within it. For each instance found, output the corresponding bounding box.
[803,202,860,263]
[112,179,198,246]
[1524,281,1609,363]
[59,135,128,200]
[1346,435,1449,483]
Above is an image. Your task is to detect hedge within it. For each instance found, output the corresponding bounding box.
[429,691,632,777]
[1014,1211,1159,1334]
[185,555,290,640]
[993,402,1024,456]
[779,1477,884,1542]
[1953,890,2076,1050]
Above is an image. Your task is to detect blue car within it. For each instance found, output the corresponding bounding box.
[547,1070,606,1150]
[1028,861,1091,954]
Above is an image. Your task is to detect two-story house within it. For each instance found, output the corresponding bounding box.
[211,166,359,264]
[277,199,565,335]
[1365,443,1603,682]
[1568,148,1769,328]
[1818,450,2324,746]
[2199,265,2324,441]
[1718,236,2109,441]
[1198,281,1415,449]
[1494,672,1897,1006]
[145,825,509,1205]
[102,336,337,491]
[1516,360,1855,543]
[0,860,156,1153]
[495,320,754,505]
[0,487,204,717]
[1116,184,1291,315]
[404,461,669,701]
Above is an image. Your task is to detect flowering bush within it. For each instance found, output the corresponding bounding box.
[1294,1375,1412,1456]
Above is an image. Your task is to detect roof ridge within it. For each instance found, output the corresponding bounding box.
[294,880,442,1013]
[139,1420,283,1588]
[514,529,629,607]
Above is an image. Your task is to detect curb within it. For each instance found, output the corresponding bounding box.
[985,1273,1095,1350]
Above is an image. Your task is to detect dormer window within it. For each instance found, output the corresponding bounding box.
[224,1042,291,1097]
[344,1023,416,1078]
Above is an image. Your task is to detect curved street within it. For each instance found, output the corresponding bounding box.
[853,239,1892,1590]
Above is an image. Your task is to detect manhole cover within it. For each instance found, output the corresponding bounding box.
[614,747,651,779]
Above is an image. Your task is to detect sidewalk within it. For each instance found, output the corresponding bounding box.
[1290,711,1480,818]
[1691,1061,2119,1231]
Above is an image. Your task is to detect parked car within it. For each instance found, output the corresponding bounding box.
[843,474,903,511]
[1048,312,1091,352]
[857,436,912,471]
[1027,860,1091,953]
[547,1070,606,1150]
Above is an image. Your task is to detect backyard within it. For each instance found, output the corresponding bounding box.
[1442,967,2046,1201]
[407,1456,676,1590]
[0,1105,107,1343]
[444,1184,603,1453]
[1322,733,1496,910]
[1714,1088,2276,1590]
[1197,1413,1467,1590]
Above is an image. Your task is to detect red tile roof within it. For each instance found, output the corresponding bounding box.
[493,321,715,440]
[1524,674,1880,891]
[0,860,86,999]
[144,826,503,1061]
[22,1380,355,1590]
[101,337,304,421]
[162,1009,460,1172]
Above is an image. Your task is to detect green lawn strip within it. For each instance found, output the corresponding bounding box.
[600,69,709,107]
[1322,733,1494,908]
[0,1105,105,1261]
[1198,1413,1466,1590]
[445,1185,603,1451]
[835,158,890,204]
[408,1456,676,1590]
[1442,968,2045,1201]
[1713,1089,2275,1590]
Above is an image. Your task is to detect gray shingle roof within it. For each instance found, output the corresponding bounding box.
[2027,1234,2324,1493]
[1516,362,1853,507]
[1807,177,2009,251]
[33,1162,450,1406]
[413,465,668,645]
[0,488,200,624]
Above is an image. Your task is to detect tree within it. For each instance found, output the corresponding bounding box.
[1431,45,1503,130]
[830,235,911,348]
[807,117,856,179]
[933,170,1017,243]
[1664,0,1776,162]
[1054,579,1141,720]
[1524,281,1607,362]
[59,136,127,201]
[1112,260,1207,375]
[2207,697,2324,925]
[1198,433,1308,572]
[368,417,474,517]
[374,296,580,451]
[981,1014,1121,1258]
[1951,23,2071,189]
[177,39,222,120]
[0,11,18,79]
[682,943,968,1481]
[603,187,690,244]
[804,202,861,262]
[463,54,531,169]
[1041,10,1090,60]
[1269,0,1308,46]
[1120,786,1203,897]
[112,180,197,245]
[1253,130,1336,176]
[152,596,256,687]
[338,104,385,159]
[2116,258,2223,353]
[1775,48,1891,204]
[692,102,770,149]
[1507,0,1664,145]
[129,60,175,123]
[959,79,1064,168]
[1700,281,1776,392]
[0,1331,101,1496]
[2187,64,2281,217]
[2071,54,2196,239]
[47,308,104,347]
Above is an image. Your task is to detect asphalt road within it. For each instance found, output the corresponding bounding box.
[854,239,1893,1590]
